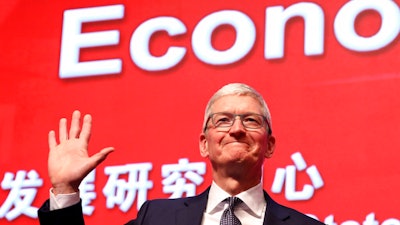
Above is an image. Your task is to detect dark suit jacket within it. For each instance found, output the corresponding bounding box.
[38,188,324,225]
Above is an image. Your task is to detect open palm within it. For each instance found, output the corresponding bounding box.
[48,110,114,195]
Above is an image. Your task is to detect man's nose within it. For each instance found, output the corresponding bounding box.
[229,116,246,133]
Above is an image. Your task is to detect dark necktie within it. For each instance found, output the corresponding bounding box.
[220,197,242,225]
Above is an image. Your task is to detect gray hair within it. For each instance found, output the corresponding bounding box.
[202,83,272,133]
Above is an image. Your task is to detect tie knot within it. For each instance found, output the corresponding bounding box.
[220,197,242,225]
[226,197,241,210]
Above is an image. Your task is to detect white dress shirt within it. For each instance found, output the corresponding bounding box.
[49,188,80,210]
[201,181,266,225]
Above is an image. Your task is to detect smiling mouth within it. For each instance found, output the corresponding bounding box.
[225,141,249,146]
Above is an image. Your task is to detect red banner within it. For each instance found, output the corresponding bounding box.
[0,0,399,224]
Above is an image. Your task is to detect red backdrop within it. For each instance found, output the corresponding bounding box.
[0,0,399,224]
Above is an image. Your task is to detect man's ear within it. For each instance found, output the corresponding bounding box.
[199,133,209,158]
[265,135,276,158]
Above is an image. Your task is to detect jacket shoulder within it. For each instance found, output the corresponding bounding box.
[264,192,325,225]
[127,189,209,225]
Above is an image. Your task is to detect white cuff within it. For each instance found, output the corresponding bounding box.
[49,188,80,210]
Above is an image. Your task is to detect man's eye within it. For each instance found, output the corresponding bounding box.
[244,116,261,124]
[217,117,231,123]
[214,115,232,125]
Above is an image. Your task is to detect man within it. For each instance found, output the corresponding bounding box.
[38,83,324,225]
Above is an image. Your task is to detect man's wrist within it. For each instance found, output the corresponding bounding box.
[51,183,79,195]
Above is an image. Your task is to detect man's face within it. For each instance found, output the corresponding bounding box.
[199,95,275,176]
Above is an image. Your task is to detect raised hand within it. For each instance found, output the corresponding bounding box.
[48,110,114,195]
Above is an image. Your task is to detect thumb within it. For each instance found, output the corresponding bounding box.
[89,147,115,167]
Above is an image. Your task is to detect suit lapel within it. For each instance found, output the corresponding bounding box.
[176,188,209,225]
[263,191,291,225]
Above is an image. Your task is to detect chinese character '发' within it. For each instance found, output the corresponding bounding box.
[0,170,43,221]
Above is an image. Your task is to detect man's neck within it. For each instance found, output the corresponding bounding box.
[212,175,261,196]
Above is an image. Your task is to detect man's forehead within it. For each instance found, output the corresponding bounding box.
[210,95,263,111]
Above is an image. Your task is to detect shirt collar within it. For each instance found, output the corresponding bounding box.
[206,181,266,217]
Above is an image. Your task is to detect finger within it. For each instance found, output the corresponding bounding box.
[48,130,57,150]
[80,114,92,142]
[69,110,81,139]
[59,118,68,142]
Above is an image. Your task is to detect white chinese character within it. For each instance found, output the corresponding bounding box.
[103,163,153,212]
[79,169,96,215]
[0,170,43,221]
[271,152,324,201]
[162,158,206,198]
